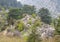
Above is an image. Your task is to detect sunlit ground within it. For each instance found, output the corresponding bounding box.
[0,35,26,42]
[0,34,60,42]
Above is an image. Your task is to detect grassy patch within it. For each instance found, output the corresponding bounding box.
[0,35,25,42]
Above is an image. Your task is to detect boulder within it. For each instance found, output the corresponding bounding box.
[37,24,55,39]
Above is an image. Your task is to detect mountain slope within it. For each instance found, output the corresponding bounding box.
[0,0,22,8]
[19,0,60,14]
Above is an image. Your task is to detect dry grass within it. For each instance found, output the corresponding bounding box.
[42,35,60,42]
[0,32,60,42]
[0,35,26,42]
[42,38,55,42]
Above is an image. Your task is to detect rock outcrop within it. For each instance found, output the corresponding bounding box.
[37,24,55,39]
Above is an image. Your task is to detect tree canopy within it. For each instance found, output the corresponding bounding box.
[38,8,52,24]
[22,5,36,15]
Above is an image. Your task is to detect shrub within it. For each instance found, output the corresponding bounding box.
[54,16,60,35]
[32,14,36,18]
[17,21,24,32]
[27,27,41,42]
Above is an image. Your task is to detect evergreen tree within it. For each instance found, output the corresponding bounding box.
[22,5,36,15]
[7,8,22,25]
[38,8,52,24]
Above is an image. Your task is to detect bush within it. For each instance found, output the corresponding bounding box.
[34,20,41,27]
[8,8,22,19]
[54,16,60,35]
[28,19,32,25]
[27,28,41,42]
[17,21,24,32]
[32,14,36,18]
